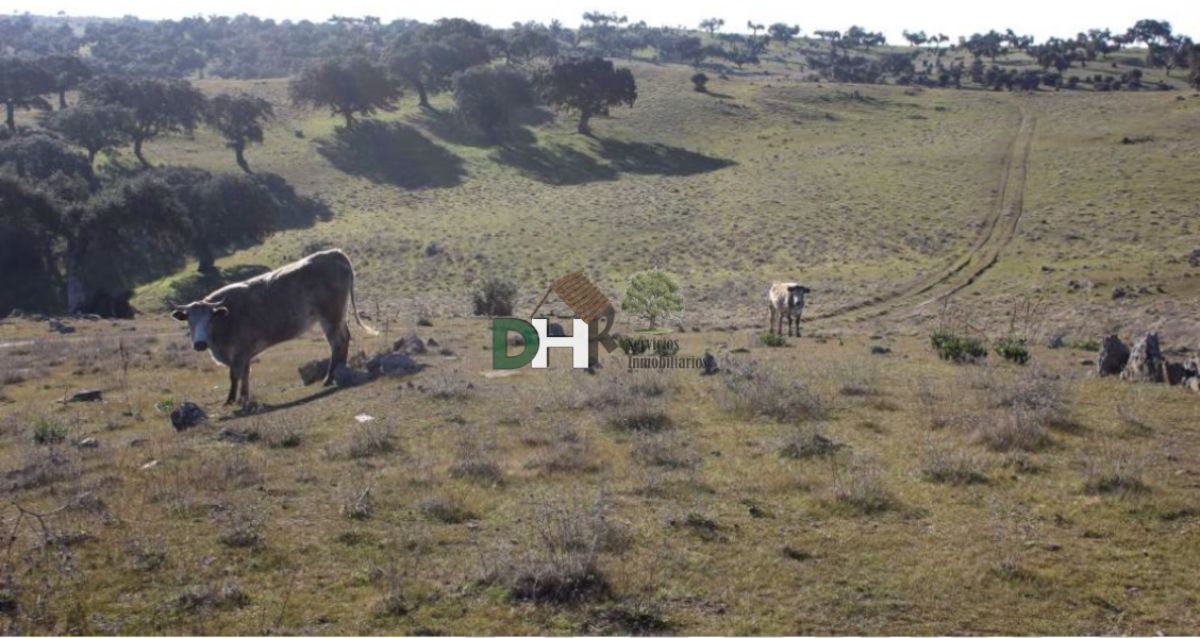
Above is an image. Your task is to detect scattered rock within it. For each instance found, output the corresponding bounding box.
[426,337,439,348]
[68,389,103,403]
[48,319,76,334]
[333,364,370,388]
[1111,287,1127,300]
[76,437,99,449]
[869,345,891,355]
[1096,335,1130,377]
[1188,249,1200,268]
[546,323,566,337]
[298,359,328,386]
[392,333,427,355]
[1120,333,1165,383]
[369,351,422,378]
[508,333,525,346]
[140,460,159,470]
[354,414,375,423]
[700,352,719,375]
[1046,334,1066,349]
[170,402,207,431]
[1067,279,1093,293]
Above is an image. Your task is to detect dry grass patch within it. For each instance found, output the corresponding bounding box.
[778,423,841,459]
[829,453,893,514]
[1082,446,1149,496]
[630,431,700,469]
[716,357,826,423]
[919,442,989,485]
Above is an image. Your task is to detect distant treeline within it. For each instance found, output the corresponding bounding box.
[1,13,1198,89]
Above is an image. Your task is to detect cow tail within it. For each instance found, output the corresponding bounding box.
[347,259,379,336]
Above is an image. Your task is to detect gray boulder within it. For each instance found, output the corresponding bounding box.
[333,365,371,388]
[369,351,422,378]
[298,359,328,386]
[1120,332,1165,383]
[1096,335,1130,377]
[392,333,428,355]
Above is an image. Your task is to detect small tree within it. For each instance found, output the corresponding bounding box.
[699,18,724,35]
[539,57,636,135]
[691,72,709,92]
[41,103,134,164]
[158,167,279,274]
[451,66,534,139]
[289,57,397,128]
[0,57,54,133]
[38,55,92,109]
[388,34,491,108]
[81,77,206,167]
[769,24,800,47]
[205,93,274,174]
[621,271,683,329]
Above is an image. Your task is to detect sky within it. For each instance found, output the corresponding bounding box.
[8,0,1198,44]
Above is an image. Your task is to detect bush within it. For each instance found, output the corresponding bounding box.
[717,358,826,423]
[616,335,650,355]
[32,419,66,445]
[920,444,988,484]
[759,332,787,347]
[993,337,1030,365]
[931,331,987,363]
[472,277,517,317]
[1083,448,1148,496]
[691,72,709,92]
[830,454,892,513]
[778,424,840,459]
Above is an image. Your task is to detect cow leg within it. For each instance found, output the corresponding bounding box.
[768,307,776,335]
[225,366,240,405]
[239,360,252,405]
[322,320,350,386]
[788,315,795,337]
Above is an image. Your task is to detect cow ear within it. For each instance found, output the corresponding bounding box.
[171,309,188,321]
[213,306,229,318]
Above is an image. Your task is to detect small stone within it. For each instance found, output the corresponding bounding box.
[869,345,891,355]
[392,333,428,355]
[77,437,99,449]
[169,402,207,430]
[140,460,158,471]
[68,389,102,403]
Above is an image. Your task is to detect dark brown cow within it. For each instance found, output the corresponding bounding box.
[171,249,376,405]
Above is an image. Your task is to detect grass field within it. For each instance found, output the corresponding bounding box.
[3,41,1200,635]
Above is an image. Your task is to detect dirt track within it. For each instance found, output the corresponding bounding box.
[810,101,1036,325]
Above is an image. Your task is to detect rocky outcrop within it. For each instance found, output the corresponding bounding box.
[1096,335,1130,377]
[1120,333,1165,383]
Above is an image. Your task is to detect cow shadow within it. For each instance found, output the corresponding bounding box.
[218,386,341,421]
[315,121,465,189]
[593,139,736,176]
[491,143,619,185]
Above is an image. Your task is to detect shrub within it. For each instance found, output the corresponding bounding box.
[931,331,987,363]
[484,493,623,604]
[417,494,476,523]
[830,454,892,513]
[652,339,679,357]
[691,72,709,92]
[759,332,787,347]
[993,337,1030,365]
[1083,448,1148,496]
[920,444,988,484]
[631,431,699,469]
[971,407,1051,452]
[717,358,826,423]
[472,277,517,317]
[778,424,840,459]
[32,419,66,445]
[616,335,650,355]
[607,399,673,432]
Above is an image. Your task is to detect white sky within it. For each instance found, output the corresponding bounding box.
[8,0,1198,44]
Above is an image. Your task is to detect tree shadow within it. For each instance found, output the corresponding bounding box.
[593,139,736,176]
[701,90,736,99]
[491,143,618,186]
[418,108,538,148]
[253,173,334,230]
[315,121,465,189]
